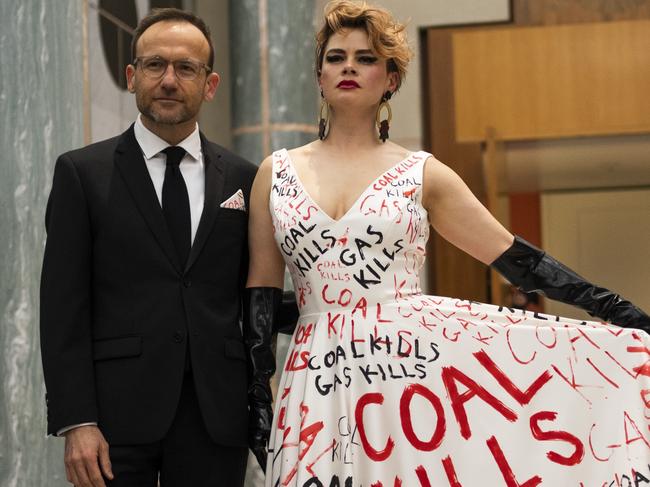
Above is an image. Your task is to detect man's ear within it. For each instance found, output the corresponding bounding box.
[203,72,220,101]
[125,64,136,93]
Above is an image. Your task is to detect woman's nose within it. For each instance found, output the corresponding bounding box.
[342,62,357,74]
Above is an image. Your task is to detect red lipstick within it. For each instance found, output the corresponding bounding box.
[337,80,360,89]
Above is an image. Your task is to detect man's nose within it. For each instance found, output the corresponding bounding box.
[160,63,178,87]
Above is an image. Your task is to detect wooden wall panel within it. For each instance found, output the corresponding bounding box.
[453,20,650,142]
[514,0,650,25]
[424,29,488,302]
[452,20,650,142]
[509,193,541,247]
[422,1,650,306]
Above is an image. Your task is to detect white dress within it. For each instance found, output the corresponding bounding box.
[266,149,650,487]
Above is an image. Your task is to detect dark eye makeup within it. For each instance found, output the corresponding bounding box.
[358,55,378,64]
[325,54,344,63]
[324,52,379,64]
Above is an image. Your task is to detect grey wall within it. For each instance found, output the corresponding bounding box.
[196,0,233,148]
[0,1,84,486]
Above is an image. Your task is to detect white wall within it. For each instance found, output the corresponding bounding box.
[542,189,650,321]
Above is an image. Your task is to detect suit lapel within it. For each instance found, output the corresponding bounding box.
[185,134,225,272]
[114,126,183,273]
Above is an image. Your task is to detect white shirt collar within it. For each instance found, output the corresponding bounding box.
[133,114,202,161]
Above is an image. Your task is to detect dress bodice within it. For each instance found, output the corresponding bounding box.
[270,148,431,316]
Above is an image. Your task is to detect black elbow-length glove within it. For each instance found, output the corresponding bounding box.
[491,236,650,333]
[243,287,281,472]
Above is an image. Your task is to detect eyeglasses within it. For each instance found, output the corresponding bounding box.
[132,56,211,81]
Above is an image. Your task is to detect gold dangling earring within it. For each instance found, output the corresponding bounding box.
[376,91,393,143]
[318,90,329,140]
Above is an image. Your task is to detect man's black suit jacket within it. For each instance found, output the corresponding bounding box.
[40,125,257,447]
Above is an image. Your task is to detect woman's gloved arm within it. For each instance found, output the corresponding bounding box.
[243,286,281,472]
[491,235,650,332]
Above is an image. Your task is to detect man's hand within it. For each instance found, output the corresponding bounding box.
[63,425,114,487]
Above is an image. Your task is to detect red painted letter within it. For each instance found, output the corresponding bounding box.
[400,383,446,451]
[355,392,395,461]
[474,350,552,405]
[442,366,517,439]
[530,411,584,466]
[487,435,542,487]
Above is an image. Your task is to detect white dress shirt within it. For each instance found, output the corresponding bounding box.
[134,114,205,243]
[56,116,206,436]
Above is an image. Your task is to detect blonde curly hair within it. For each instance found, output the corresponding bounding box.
[315,0,412,91]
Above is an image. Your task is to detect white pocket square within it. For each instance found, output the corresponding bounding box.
[220,189,246,211]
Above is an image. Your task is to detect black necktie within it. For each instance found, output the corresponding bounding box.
[162,146,191,266]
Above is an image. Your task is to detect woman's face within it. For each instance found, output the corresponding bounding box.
[319,28,397,110]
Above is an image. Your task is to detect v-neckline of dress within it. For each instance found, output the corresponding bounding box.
[283,149,422,224]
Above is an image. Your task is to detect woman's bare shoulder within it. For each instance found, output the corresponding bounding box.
[257,154,274,173]
[286,141,319,166]
[385,140,409,153]
[423,154,456,179]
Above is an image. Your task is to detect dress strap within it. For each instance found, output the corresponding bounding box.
[270,148,290,186]
[404,151,432,203]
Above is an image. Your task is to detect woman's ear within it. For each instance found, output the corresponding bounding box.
[387,71,399,94]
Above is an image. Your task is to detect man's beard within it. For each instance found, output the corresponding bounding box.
[136,93,194,125]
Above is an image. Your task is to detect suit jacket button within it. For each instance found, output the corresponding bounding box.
[173,331,184,343]
[183,279,192,288]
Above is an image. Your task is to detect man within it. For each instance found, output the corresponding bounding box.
[41,9,256,486]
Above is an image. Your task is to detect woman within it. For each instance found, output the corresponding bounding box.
[244,1,650,485]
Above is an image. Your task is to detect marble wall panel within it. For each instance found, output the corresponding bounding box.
[270,131,314,155]
[229,3,316,485]
[0,1,84,486]
[230,0,262,130]
[230,0,317,166]
[267,1,318,126]
[235,132,264,168]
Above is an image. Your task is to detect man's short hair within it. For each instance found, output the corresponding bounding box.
[131,8,214,69]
